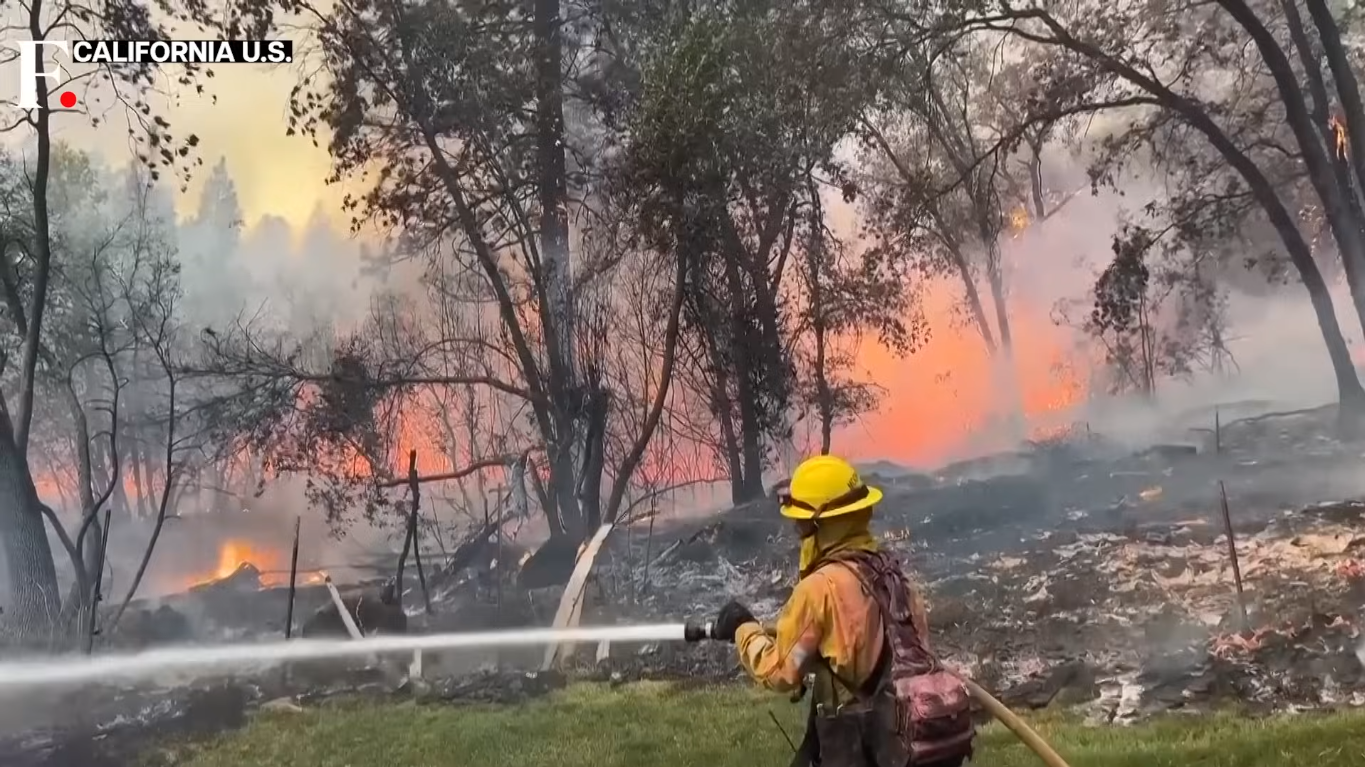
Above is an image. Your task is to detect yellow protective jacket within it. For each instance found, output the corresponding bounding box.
[734,535,930,707]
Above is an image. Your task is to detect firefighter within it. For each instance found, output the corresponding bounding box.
[709,455,974,767]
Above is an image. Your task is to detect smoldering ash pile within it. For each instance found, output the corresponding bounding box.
[0,623,689,690]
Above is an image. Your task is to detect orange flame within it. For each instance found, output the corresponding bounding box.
[187,538,324,590]
[208,540,264,581]
[846,279,1087,466]
[1008,206,1030,238]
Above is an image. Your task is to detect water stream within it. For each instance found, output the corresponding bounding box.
[0,623,689,690]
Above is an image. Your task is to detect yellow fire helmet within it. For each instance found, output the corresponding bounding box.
[779,455,883,520]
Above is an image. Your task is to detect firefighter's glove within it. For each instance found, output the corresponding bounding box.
[713,600,756,643]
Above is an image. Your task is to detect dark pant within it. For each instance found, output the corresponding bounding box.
[792,705,970,767]
[794,702,900,767]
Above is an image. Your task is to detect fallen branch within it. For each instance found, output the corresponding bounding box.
[1222,404,1333,430]
[427,518,501,589]
[324,576,365,639]
[543,521,616,670]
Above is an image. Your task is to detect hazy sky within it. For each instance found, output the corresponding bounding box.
[44,62,345,231]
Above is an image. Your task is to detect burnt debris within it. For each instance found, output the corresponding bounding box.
[9,405,1365,762]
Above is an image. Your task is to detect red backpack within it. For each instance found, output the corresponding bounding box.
[827,550,976,765]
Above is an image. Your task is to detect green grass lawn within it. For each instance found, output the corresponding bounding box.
[150,682,1365,767]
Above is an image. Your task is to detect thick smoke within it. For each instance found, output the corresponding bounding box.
[827,139,1362,471]
[9,31,1365,600]
[10,149,388,599]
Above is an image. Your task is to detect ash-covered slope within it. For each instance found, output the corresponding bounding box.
[599,405,1365,720]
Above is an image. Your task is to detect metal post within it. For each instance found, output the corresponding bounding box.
[284,516,302,639]
[407,450,432,614]
[1218,481,1249,631]
[641,496,658,599]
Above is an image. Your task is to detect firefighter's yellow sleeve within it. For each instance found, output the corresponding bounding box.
[734,576,830,693]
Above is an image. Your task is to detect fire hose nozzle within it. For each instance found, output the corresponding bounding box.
[683,621,714,642]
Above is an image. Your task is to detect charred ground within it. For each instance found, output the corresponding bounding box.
[4,404,1365,764]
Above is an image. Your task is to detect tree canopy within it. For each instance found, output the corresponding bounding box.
[5,0,1365,644]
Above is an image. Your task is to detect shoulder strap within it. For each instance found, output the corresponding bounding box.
[810,554,892,702]
[839,550,941,676]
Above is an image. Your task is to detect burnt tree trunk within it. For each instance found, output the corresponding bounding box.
[533,0,582,542]
[946,236,996,352]
[108,453,130,520]
[0,0,62,637]
[0,411,61,639]
[130,436,151,519]
[394,503,414,611]
[723,243,767,504]
[1026,135,1047,219]
[984,248,1013,356]
[736,388,766,502]
[710,365,745,503]
[83,509,111,654]
[805,174,834,455]
[406,451,431,613]
[394,451,432,613]
[577,387,608,530]
[546,439,579,540]
[690,273,755,505]
[58,383,97,629]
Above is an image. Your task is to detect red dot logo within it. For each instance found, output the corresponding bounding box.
[58,92,76,109]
